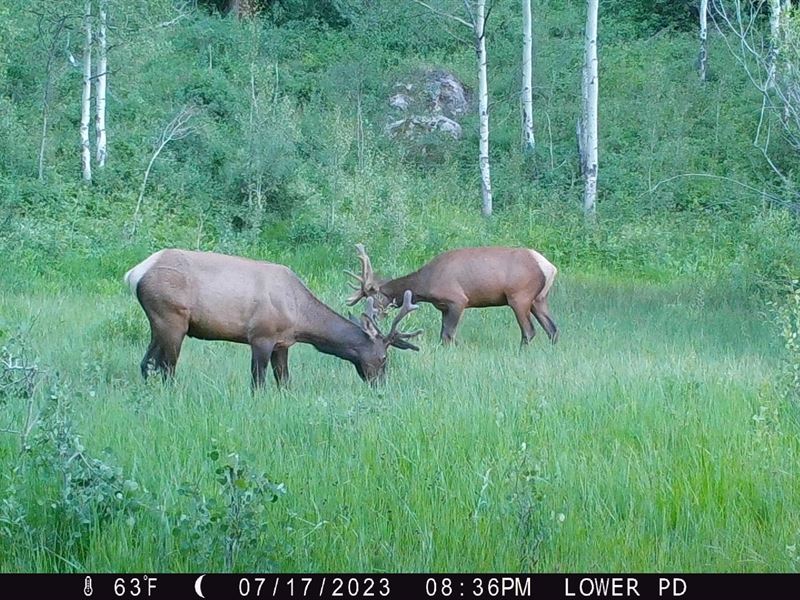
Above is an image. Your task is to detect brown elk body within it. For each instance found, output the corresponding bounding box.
[346,245,558,345]
[124,249,420,387]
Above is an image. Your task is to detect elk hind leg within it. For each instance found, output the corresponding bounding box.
[146,313,188,380]
[140,338,163,379]
[532,298,559,344]
[155,329,187,379]
[509,298,536,346]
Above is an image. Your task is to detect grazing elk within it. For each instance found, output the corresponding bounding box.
[345,244,558,346]
[124,249,421,388]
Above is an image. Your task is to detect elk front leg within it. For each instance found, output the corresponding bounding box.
[270,346,290,387]
[250,339,275,389]
[439,303,464,344]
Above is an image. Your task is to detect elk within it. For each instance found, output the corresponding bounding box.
[124,249,421,388]
[345,244,558,346]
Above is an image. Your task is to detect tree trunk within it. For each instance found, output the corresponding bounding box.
[477,0,493,217]
[95,0,107,167]
[38,101,49,181]
[582,0,598,220]
[80,0,92,182]
[226,0,261,18]
[767,0,781,89]
[699,0,708,81]
[521,0,535,153]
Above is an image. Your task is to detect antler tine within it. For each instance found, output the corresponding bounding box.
[388,290,419,337]
[346,243,378,307]
[346,290,365,306]
[362,296,383,334]
[344,269,364,283]
[355,243,375,287]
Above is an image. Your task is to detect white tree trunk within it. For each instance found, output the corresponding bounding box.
[767,0,781,89]
[80,0,92,181]
[582,0,598,220]
[95,0,108,167]
[521,0,535,153]
[699,0,709,81]
[38,106,49,181]
[477,0,493,217]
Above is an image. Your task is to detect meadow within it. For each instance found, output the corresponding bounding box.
[2,0,800,574]
[2,265,798,572]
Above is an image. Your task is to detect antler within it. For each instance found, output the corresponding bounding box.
[386,290,423,349]
[361,296,382,335]
[345,243,377,306]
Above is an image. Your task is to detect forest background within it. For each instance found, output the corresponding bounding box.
[1,0,799,572]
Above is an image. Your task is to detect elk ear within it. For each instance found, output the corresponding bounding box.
[360,315,381,339]
[359,297,382,339]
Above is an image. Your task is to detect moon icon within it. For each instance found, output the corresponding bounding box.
[194,574,206,598]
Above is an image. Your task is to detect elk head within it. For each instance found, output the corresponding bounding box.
[351,290,422,383]
[345,243,394,314]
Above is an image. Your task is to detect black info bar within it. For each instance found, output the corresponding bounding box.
[0,573,794,600]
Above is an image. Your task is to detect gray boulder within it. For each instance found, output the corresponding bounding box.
[386,68,469,145]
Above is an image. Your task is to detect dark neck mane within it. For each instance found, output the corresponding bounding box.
[382,270,427,304]
[295,294,367,361]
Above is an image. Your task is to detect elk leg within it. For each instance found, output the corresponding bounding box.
[140,338,159,379]
[532,298,559,344]
[509,298,536,346]
[155,329,186,379]
[271,346,290,387]
[144,312,188,380]
[250,339,275,389]
[439,303,464,344]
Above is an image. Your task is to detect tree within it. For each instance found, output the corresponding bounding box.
[132,105,199,233]
[521,0,535,153]
[95,0,107,167]
[410,0,495,216]
[713,0,798,181]
[223,0,262,18]
[699,0,709,81]
[580,0,599,220]
[80,0,92,182]
[34,11,70,181]
[476,0,492,216]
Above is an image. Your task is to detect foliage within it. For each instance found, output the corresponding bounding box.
[28,385,142,544]
[174,439,286,571]
[1,333,39,403]
[1,0,800,574]
[774,281,800,406]
[602,0,698,38]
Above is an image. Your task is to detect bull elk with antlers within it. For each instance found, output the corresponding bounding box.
[124,249,421,388]
[346,244,558,346]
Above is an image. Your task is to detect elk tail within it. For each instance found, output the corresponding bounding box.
[529,250,557,301]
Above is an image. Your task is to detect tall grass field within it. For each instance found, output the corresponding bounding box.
[2,0,800,576]
[2,268,798,572]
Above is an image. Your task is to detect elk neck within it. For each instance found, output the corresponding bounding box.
[381,271,428,305]
[294,297,369,362]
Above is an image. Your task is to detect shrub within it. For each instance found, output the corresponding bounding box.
[174,439,286,571]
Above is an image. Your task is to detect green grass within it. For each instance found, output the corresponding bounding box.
[1,274,798,572]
